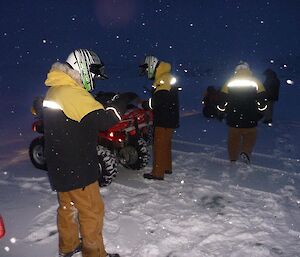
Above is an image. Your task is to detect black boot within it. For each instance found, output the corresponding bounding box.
[143,173,164,180]
[107,254,121,257]
[165,170,172,174]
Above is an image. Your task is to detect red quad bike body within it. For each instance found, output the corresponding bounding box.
[29,93,153,187]
[0,215,5,239]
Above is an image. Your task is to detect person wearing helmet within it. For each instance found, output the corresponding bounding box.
[139,55,180,180]
[217,61,267,164]
[43,49,124,257]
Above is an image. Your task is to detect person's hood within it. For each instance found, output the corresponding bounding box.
[45,62,83,88]
[152,61,172,92]
[263,68,277,78]
[234,68,253,78]
[155,61,171,79]
[44,62,103,122]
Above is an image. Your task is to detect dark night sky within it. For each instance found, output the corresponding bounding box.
[0,0,300,131]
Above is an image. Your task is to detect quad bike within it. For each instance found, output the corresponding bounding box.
[29,93,153,187]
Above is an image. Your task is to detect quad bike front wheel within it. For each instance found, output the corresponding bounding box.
[29,137,47,170]
[119,138,150,170]
[97,145,118,187]
[141,125,153,146]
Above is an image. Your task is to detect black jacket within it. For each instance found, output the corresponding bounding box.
[153,88,179,128]
[221,88,265,128]
[44,109,118,192]
[142,61,180,129]
[43,63,119,192]
[219,69,267,128]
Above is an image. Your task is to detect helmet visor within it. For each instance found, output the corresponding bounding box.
[139,63,148,76]
[90,63,108,79]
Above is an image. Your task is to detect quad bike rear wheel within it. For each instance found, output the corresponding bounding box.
[97,145,118,187]
[29,137,47,170]
[119,138,150,170]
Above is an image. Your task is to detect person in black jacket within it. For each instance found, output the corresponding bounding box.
[139,55,180,180]
[217,62,267,164]
[202,85,223,120]
[43,49,124,257]
[262,68,280,126]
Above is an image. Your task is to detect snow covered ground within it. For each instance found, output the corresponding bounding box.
[1,98,300,257]
[1,0,300,256]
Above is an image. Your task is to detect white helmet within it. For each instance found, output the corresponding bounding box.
[139,55,159,79]
[235,61,250,73]
[66,49,107,91]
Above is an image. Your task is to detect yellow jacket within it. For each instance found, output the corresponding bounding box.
[153,61,173,92]
[44,63,104,122]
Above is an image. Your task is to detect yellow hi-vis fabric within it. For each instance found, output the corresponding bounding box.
[221,69,265,94]
[153,61,172,92]
[44,68,104,122]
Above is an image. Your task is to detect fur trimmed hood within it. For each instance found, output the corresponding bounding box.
[44,62,104,122]
[45,62,83,88]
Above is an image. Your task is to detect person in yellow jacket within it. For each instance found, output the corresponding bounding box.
[217,62,267,164]
[139,56,180,180]
[43,49,125,257]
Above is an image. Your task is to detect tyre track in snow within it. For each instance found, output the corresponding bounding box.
[171,141,300,206]
[173,139,300,177]
[173,139,300,164]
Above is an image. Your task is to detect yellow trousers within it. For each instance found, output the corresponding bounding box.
[228,127,257,161]
[57,181,107,257]
[152,127,173,178]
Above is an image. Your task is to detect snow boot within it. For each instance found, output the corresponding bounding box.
[107,254,120,257]
[143,173,164,180]
[240,152,250,165]
[59,243,82,257]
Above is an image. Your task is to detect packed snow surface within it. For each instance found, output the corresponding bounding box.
[0,111,300,257]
